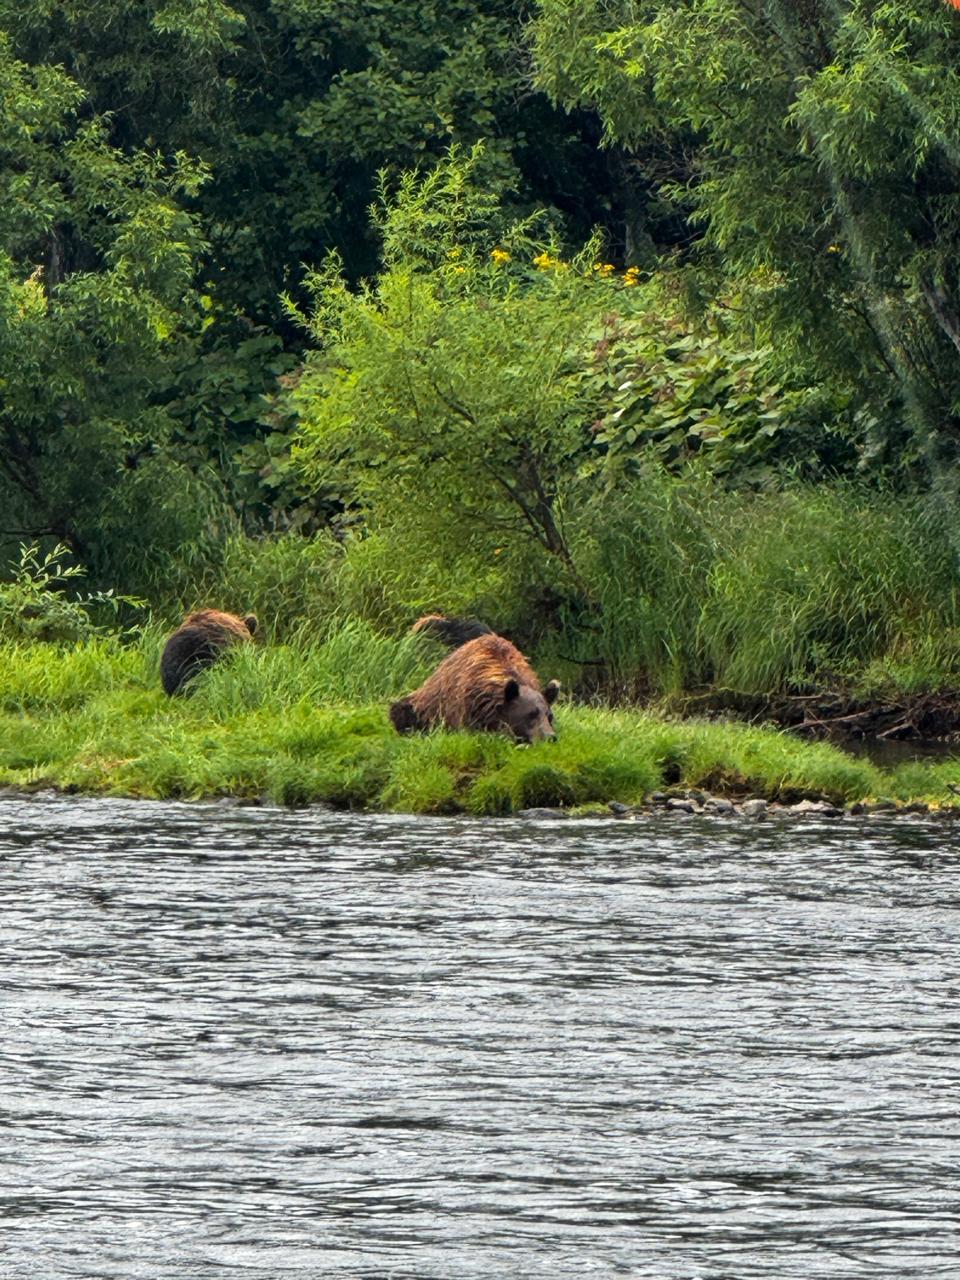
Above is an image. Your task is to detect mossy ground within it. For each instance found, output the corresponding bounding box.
[1,629,959,814]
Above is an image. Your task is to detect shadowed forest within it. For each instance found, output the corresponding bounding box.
[5,1,960,805]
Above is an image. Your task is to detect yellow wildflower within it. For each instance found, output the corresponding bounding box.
[490,248,511,264]
[536,251,569,271]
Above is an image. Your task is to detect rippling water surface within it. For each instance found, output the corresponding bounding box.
[3,795,960,1278]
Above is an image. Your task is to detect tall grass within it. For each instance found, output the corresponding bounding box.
[0,636,150,712]
[186,618,435,718]
[698,485,960,693]
[165,532,344,640]
[566,476,960,698]
[143,472,960,703]
[566,469,720,695]
[156,524,525,645]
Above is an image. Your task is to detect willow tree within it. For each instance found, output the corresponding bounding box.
[532,0,960,483]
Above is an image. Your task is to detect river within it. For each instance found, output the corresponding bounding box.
[2,795,959,1278]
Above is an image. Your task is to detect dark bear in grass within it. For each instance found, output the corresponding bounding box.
[390,615,560,743]
[161,609,257,696]
[410,613,493,648]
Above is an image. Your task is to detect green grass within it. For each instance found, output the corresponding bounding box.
[1,627,958,813]
[561,475,960,700]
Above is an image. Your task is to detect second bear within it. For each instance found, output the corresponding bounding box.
[161,609,258,696]
[390,620,560,743]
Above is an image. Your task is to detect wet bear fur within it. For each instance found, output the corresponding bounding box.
[391,616,560,743]
[161,609,258,696]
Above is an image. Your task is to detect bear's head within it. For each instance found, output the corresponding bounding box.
[242,614,258,636]
[389,697,423,734]
[500,678,560,743]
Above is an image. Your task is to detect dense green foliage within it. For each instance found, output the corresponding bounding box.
[0,1,627,588]
[287,154,960,702]
[0,0,620,314]
[292,154,615,600]
[564,474,960,700]
[0,34,221,587]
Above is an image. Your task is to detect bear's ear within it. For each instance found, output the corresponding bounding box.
[544,679,561,705]
[503,678,520,703]
[243,614,258,636]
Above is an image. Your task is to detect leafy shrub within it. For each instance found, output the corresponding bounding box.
[290,147,639,605]
[286,147,872,679]
[587,308,852,483]
[0,543,144,643]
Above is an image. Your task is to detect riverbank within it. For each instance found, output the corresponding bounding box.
[3,632,960,815]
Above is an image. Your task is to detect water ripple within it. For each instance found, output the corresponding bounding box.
[2,795,960,1277]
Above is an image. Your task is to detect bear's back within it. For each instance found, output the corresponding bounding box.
[419,633,540,729]
[161,609,256,695]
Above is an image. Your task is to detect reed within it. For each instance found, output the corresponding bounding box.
[564,477,960,699]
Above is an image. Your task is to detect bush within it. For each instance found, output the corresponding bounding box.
[0,542,144,644]
[290,147,638,608]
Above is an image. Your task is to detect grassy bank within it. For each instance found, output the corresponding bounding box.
[2,627,959,814]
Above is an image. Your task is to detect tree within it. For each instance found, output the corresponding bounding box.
[532,0,960,482]
[0,34,219,591]
[1,0,627,324]
[291,151,617,605]
[0,0,637,569]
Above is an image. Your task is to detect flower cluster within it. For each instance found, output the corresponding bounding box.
[533,251,563,271]
[490,248,511,264]
[592,262,615,278]
[622,265,641,287]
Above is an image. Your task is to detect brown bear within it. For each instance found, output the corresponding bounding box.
[410,613,493,648]
[390,615,560,743]
[161,609,258,696]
